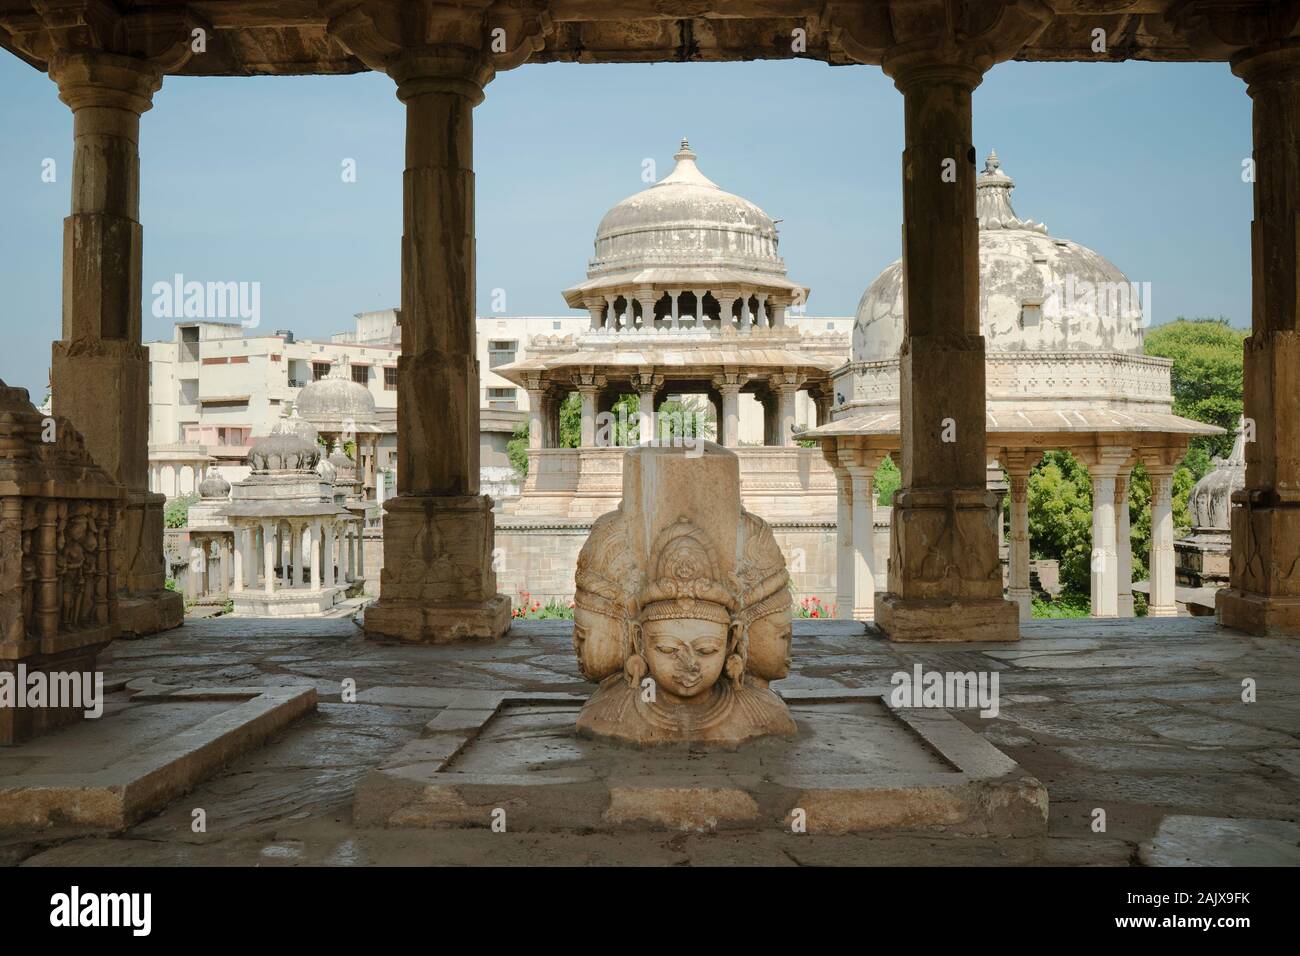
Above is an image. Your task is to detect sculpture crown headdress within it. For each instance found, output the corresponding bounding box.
[638,516,736,623]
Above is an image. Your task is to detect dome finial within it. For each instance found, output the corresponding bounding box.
[675,137,695,161]
[985,148,1000,173]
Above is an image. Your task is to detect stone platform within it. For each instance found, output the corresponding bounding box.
[353,688,1046,834]
[231,586,346,618]
[0,681,315,831]
[2,615,1298,867]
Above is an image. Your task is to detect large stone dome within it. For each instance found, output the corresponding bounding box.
[588,139,786,278]
[853,151,1146,363]
[295,362,376,425]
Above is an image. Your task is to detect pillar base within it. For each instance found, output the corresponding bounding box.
[116,590,184,638]
[874,592,1020,643]
[1008,587,1032,622]
[363,494,510,644]
[1217,589,1300,636]
[0,638,110,745]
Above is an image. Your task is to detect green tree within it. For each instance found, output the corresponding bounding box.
[875,455,900,506]
[1145,316,1246,461]
[164,493,198,529]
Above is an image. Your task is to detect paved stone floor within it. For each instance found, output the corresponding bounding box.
[3,615,1297,866]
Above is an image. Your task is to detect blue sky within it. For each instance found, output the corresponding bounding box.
[0,53,1252,400]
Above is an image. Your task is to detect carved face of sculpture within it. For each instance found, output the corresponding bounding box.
[745,610,792,681]
[641,618,729,699]
[572,602,626,681]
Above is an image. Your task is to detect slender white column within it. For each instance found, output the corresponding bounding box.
[670,290,680,330]
[1005,450,1038,621]
[1090,471,1119,617]
[309,521,322,592]
[356,528,366,584]
[1114,471,1134,616]
[579,387,598,447]
[771,302,786,329]
[261,521,275,594]
[218,537,229,594]
[232,528,244,593]
[526,388,545,449]
[756,293,769,329]
[847,460,877,621]
[323,522,335,587]
[346,530,356,583]
[834,462,854,620]
[738,294,751,336]
[289,522,302,590]
[693,289,707,328]
[1148,467,1177,617]
[604,294,617,331]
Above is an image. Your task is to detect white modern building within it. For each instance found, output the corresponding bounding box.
[147,308,851,502]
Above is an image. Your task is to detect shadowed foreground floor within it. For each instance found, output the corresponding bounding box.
[3,615,1297,866]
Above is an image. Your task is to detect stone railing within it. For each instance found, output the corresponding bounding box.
[832,350,1176,415]
[511,444,835,522]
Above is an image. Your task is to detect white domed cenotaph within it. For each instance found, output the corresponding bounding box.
[807,151,1221,624]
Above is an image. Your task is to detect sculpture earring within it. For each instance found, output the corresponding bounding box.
[625,621,648,687]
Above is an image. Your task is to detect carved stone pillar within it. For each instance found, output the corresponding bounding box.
[232,528,244,593]
[1114,468,1134,617]
[874,58,1017,642]
[1004,449,1040,621]
[1219,41,1300,634]
[309,521,322,593]
[525,386,545,449]
[1080,447,1130,618]
[261,520,275,595]
[713,373,742,447]
[327,1,546,642]
[47,49,183,637]
[576,375,601,448]
[832,457,855,621]
[633,371,659,446]
[845,448,885,621]
[1147,464,1178,618]
[773,375,799,448]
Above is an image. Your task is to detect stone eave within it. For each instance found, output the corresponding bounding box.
[804,405,1226,441]
[494,345,836,387]
[0,3,1224,77]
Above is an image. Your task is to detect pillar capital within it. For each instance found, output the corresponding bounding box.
[711,371,744,394]
[826,0,1051,86]
[48,50,162,114]
[1076,444,1132,477]
[325,0,550,100]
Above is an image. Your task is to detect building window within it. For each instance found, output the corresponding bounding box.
[488,340,517,369]
[384,367,398,391]
[552,321,562,330]
[313,362,331,381]
[352,365,369,385]
[487,387,517,410]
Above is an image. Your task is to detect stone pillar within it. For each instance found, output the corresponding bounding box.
[45,51,182,636]
[693,289,708,329]
[324,523,336,588]
[846,450,883,621]
[1114,469,1134,617]
[1147,463,1178,618]
[771,302,786,329]
[1217,42,1300,634]
[526,388,545,449]
[737,293,751,336]
[309,522,322,593]
[713,375,741,447]
[290,523,302,590]
[578,382,599,448]
[603,294,617,331]
[1004,450,1039,622]
[356,527,366,585]
[1082,448,1129,618]
[873,55,1018,643]
[633,371,658,446]
[218,537,229,595]
[232,528,244,594]
[832,457,855,620]
[774,379,798,448]
[756,293,769,330]
[261,521,275,594]
[332,33,527,643]
[670,290,681,330]
[586,300,603,331]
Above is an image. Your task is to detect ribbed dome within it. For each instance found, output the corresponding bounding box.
[588,139,786,277]
[295,362,376,425]
[853,151,1146,363]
